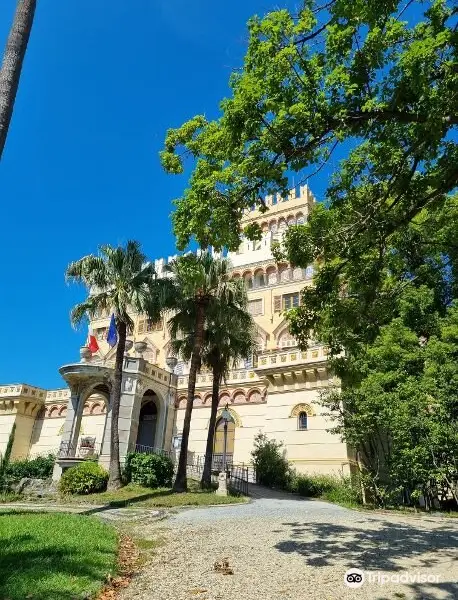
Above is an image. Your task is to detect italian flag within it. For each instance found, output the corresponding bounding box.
[87,327,100,354]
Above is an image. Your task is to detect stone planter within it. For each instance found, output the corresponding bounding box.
[80,346,92,363]
[125,339,133,353]
[134,341,147,355]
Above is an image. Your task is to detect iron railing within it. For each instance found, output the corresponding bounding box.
[229,465,249,496]
[58,439,101,459]
[134,444,171,458]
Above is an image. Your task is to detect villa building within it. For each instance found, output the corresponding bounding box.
[0,185,352,478]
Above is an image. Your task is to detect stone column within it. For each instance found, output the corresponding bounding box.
[52,383,86,480]
[98,371,141,470]
[59,384,85,457]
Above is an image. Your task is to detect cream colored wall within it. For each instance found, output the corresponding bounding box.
[80,413,106,448]
[0,413,16,456]
[29,413,107,457]
[174,390,350,475]
[11,414,36,459]
[264,389,350,475]
[29,416,64,457]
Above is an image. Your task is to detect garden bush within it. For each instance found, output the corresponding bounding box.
[124,452,174,488]
[6,454,55,481]
[251,433,293,489]
[295,473,361,505]
[59,461,108,495]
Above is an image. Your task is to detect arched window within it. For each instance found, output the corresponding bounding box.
[298,412,308,430]
[254,270,265,288]
[278,329,297,348]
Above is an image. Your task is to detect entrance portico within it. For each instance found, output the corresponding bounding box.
[53,354,177,480]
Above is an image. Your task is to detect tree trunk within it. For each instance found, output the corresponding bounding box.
[0,0,37,160]
[107,319,126,490]
[201,362,222,489]
[173,302,206,492]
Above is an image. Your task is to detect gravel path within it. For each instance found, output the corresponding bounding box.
[121,497,458,600]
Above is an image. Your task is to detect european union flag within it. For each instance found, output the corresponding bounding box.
[107,314,118,347]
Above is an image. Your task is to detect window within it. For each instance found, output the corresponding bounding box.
[283,293,300,310]
[244,355,253,369]
[254,272,265,288]
[248,299,263,316]
[253,240,262,251]
[95,327,108,341]
[138,318,163,333]
[298,412,308,430]
[278,330,297,348]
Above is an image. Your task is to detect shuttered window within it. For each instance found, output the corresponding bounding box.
[283,293,300,310]
[138,318,163,334]
[248,299,263,316]
[274,293,300,312]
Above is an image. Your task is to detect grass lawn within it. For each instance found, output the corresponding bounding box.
[0,512,118,600]
[62,479,248,508]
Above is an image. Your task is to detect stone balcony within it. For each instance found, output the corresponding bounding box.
[176,345,331,390]
[254,345,331,388]
[177,368,259,390]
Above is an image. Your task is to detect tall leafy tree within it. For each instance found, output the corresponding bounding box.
[171,283,257,489]
[66,241,162,490]
[0,0,37,159]
[165,251,244,492]
[160,0,458,256]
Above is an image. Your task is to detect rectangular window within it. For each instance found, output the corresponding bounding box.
[95,327,107,341]
[248,299,263,316]
[145,318,163,332]
[273,295,282,312]
[138,318,163,333]
[283,293,300,310]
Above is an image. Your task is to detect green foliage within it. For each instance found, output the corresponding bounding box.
[161,1,458,252]
[251,433,293,489]
[292,473,360,505]
[124,452,174,488]
[323,299,458,509]
[59,461,109,495]
[6,454,55,481]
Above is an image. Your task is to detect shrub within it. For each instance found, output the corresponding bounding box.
[295,473,361,505]
[6,454,55,481]
[59,461,108,495]
[124,452,174,488]
[251,433,293,489]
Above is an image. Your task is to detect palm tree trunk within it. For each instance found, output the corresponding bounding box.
[173,302,205,492]
[201,363,222,489]
[108,319,126,490]
[0,0,37,159]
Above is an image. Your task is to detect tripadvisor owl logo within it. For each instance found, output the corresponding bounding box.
[345,568,365,588]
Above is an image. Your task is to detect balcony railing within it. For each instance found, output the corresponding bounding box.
[255,345,328,370]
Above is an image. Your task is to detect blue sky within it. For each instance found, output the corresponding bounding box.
[0,0,306,389]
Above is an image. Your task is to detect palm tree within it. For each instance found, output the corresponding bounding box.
[170,286,257,489]
[200,304,257,488]
[165,251,243,492]
[66,241,162,490]
[0,0,37,159]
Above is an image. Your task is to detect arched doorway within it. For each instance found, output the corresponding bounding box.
[213,417,235,469]
[136,391,159,449]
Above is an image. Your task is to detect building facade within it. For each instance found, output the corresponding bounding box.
[0,185,351,476]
